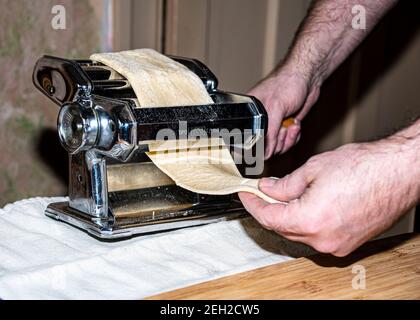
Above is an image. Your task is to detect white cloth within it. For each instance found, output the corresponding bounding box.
[0,197,311,299]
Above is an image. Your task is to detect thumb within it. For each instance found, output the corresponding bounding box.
[259,167,309,201]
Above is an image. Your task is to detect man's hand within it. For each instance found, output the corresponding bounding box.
[239,126,420,256]
[250,0,398,159]
[249,66,320,158]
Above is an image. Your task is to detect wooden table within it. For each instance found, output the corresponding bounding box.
[148,233,420,299]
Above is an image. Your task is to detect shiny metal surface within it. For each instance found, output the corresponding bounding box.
[46,201,246,239]
[58,102,98,154]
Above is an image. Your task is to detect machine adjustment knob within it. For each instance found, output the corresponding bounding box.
[58,103,98,154]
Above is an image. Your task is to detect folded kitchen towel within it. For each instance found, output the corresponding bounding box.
[0,197,312,299]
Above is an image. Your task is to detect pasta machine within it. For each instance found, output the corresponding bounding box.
[32,54,267,239]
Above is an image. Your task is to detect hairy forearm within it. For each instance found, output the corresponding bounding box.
[389,119,420,204]
[283,0,398,87]
[377,119,420,218]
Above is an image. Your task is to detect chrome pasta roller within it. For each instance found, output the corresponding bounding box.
[32,54,267,239]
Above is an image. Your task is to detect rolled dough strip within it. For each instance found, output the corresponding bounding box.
[90,49,284,204]
[147,146,284,204]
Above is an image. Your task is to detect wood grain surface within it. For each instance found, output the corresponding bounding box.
[148,233,420,300]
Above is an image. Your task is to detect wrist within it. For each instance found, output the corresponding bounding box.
[280,55,324,92]
[272,60,321,94]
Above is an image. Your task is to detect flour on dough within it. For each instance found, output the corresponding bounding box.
[90,49,281,204]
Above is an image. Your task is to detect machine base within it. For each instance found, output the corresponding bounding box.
[45,201,247,240]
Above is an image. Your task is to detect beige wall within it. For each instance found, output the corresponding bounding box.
[111,0,163,51]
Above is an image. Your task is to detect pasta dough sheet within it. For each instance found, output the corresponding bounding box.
[91,49,213,107]
[91,49,280,204]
